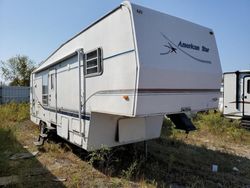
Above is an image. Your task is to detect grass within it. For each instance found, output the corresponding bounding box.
[0,103,30,176]
[162,111,247,141]
[1,104,250,187]
[0,103,131,187]
[0,103,64,187]
[167,111,250,156]
[193,111,249,143]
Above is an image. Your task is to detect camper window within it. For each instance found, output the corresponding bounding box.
[247,80,250,94]
[50,74,54,90]
[85,48,102,77]
[42,74,48,105]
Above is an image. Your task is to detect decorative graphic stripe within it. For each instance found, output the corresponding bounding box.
[94,88,220,95]
[161,33,212,64]
[44,107,90,120]
[137,88,219,93]
[224,114,242,117]
[42,88,219,119]
[103,49,135,61]
[229,101,250,104]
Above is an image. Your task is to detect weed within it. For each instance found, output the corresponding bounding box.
[109,178,123,188]
[167,154,176,173]
[88,146,121,175]
[192,111,250,143]
[122,160,138,180]
[0,103,29,125]
[190,176,205,188]
[88,146,110,165]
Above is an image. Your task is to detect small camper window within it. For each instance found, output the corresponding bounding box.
[50,74,54,90]
[42,74,48,105]
[247,80,250,94]
[85,48,102,77]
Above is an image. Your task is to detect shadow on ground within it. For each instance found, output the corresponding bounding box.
[23,117,250,188]
[47,124,250,188]
[0,128,65,188]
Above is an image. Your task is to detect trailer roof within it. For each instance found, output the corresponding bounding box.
[34,0,213,73]
[224,70,250,75]
[34,1,132,73]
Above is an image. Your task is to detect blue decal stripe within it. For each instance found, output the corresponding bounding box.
[103,49,135,61]
[44,107,90,120]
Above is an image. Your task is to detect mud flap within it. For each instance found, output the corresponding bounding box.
[168,113,196,133]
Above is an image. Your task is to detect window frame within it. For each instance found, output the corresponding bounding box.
[42,73,49,106]
[247,79,250,94]
[50,73,55,90]
[84,47,103,78]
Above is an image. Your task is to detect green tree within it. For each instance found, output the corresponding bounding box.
[1,55,36,86]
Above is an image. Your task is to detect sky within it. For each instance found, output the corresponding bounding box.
[0,0,250,82]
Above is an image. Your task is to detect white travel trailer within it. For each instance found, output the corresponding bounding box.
[30,1,222,150]
[218,83,224,112]
[223,71,250,127]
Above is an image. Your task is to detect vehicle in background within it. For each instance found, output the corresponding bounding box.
[223,70,250,128]
[218,83,224,112]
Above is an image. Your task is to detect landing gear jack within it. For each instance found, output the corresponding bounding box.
[34,122,48,146]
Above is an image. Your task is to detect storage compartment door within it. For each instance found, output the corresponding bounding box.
[223,74,237,115]
[61,117,69,139]
[118,118,146,143]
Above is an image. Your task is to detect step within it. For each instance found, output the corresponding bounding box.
[46,126,56,130]
[241,123,250,127]
[33,140,44,146]
[241,120,250,126]
[241,125,250,130]
[40,133,48,138]
[240,118,250,130]
[241,122,250,127]
[241,120,250,123]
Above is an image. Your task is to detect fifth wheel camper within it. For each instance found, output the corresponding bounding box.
[30,1,222,150]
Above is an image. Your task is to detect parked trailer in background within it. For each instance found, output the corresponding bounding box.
[0,86,30,104]
[30,1,222,150]
[223,70,250,128]
[218,83,224,112]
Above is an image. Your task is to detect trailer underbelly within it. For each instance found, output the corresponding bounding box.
[31,112,163,151]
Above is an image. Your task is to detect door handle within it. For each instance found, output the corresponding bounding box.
[245,96,247,99]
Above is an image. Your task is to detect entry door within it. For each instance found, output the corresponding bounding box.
[243,77,250,116]
[48,69,57,122]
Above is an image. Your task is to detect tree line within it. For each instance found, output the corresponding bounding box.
[1,55,36,87]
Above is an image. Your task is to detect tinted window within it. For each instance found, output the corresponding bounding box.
[247,80,250,94]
